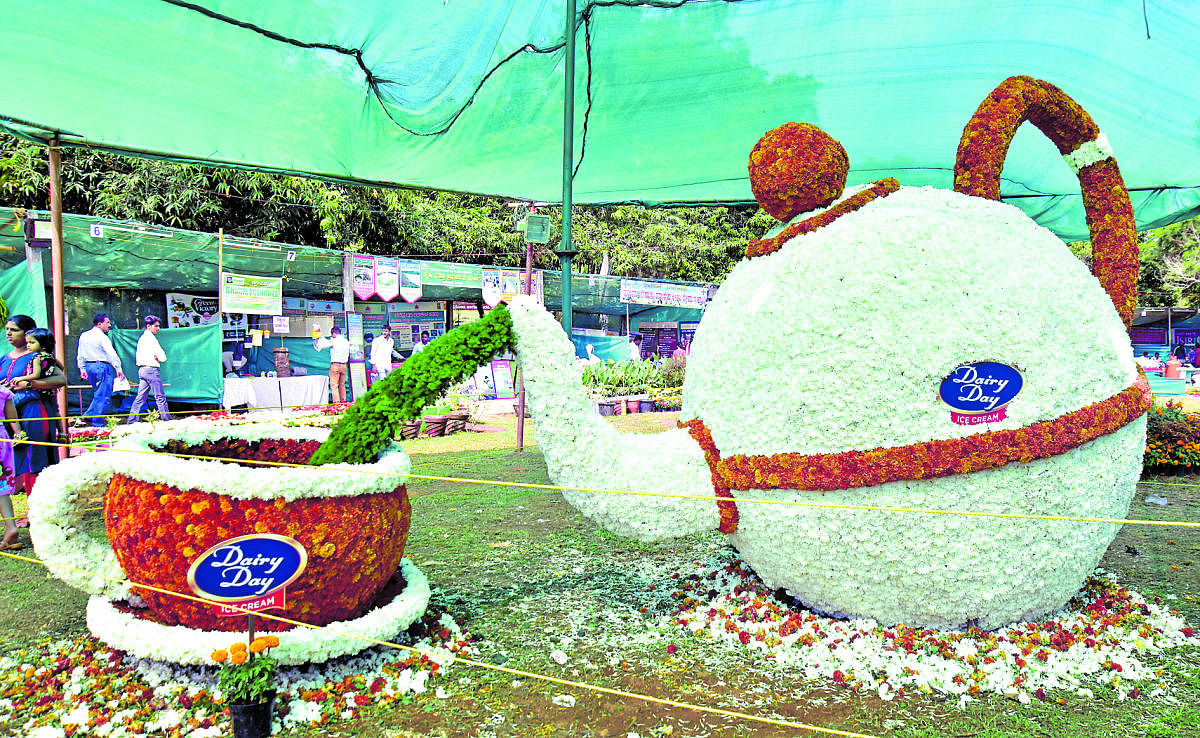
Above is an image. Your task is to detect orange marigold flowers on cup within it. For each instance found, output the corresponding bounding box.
[231,650,248,665]
[249,637,269,654]
[210,649,228,663]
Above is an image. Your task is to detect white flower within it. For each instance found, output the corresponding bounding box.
[550,649,568,665]
[551,694,576,707]
[87,559,430,665]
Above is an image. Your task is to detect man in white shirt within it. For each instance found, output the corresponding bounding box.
[370,325,401,381]
[77,312,127,427]
[127,315,171,423]
[628,335,642,361]
[314,325,351,402]
[410,330,430,356]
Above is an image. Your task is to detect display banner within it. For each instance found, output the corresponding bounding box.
[421,261,482,289]
[374,257,400,302]
[388,301,445,349]
[1174,329,1200,347]
[619,278,709,309]
[639,321,678,358]
[346,311,365,362]
[281,296,308,315]
[1130,327,1167,344]
[220,272,283,315]
[166,292,249,342]
[679,320,701,348]
[481,268,502,308]
[351,255,376,300]
[491,359,515,398]
[307,299,345,333]
[399,259,422,302]
[359,302,389,338]
[500,268,544,305]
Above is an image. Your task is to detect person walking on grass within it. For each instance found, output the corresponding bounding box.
[127,316,171,423]
[77,313,126,427]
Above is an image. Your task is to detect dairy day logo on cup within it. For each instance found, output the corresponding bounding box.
[938,361,1024,426]
[187,534,308,616]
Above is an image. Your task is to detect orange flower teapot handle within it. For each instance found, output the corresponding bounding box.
[953,76,1138,331]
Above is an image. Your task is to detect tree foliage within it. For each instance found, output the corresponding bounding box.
[0,133,769,284]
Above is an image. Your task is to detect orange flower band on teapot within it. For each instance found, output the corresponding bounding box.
[746,178,900,259]
[682,373,1150,534]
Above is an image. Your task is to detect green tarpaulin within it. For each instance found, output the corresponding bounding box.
[109,324,223,403]
[1,1,1198,241]
[0,260,47,327]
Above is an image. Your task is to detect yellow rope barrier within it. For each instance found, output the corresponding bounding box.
[0,549,878,738]
[5,438,1197,530]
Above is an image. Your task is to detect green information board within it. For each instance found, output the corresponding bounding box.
[220,272,282,315]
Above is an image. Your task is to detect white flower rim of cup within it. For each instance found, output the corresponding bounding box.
[87,558,431,665]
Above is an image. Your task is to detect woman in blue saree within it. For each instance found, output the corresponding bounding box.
[0,315,66,548]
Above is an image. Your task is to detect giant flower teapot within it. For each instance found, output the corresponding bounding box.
[505,76,1149,631]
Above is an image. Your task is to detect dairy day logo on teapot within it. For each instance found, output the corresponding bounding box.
[938,361,1024,426]
[187,534,308,616]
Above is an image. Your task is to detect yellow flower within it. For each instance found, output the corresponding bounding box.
[230,642,247,654]
[249,637,269,654]
[210,649,228,663]
[231,650,248,665]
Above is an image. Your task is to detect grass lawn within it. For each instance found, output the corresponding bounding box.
[2,411,1198,737]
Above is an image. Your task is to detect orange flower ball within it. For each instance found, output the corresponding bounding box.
[231,650,248,665]
[249,638,269,654]
[210,649,228,663]
[230,642,247,654]
[748,122,848,221]
[265,635,280,648]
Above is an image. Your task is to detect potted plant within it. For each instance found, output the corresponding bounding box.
[212,635,281,738]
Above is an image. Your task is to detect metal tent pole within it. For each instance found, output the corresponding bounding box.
[47,142,68,459]
[557,0,578,336]
[516,204,535,452]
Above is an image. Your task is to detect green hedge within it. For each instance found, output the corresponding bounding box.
[311,307,516,465]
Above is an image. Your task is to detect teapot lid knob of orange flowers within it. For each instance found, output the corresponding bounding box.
[747,122,849,221]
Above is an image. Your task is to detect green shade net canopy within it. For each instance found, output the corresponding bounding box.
[2,1,1199,240]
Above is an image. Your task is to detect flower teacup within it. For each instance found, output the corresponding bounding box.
[31,424,412,632]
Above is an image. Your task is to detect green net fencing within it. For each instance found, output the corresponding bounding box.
[1,1,1197,241]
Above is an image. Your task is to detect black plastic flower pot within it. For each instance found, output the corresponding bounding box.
[229,691,276,738]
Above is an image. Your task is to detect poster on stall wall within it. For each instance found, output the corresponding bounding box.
[346,312,365,362]
[165,292,249,342]
[500,269,544,305]
[387,301,445,350]
[638,321,678,359]
[399,260,423,303]
[374,257,400,302]
[679,321,700,352]
[481,269,502,308]
[490,360,516,398]
[468,363,497,400]
[307,299,346,333]
[359,303,389,339]
[351,255,376,300]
